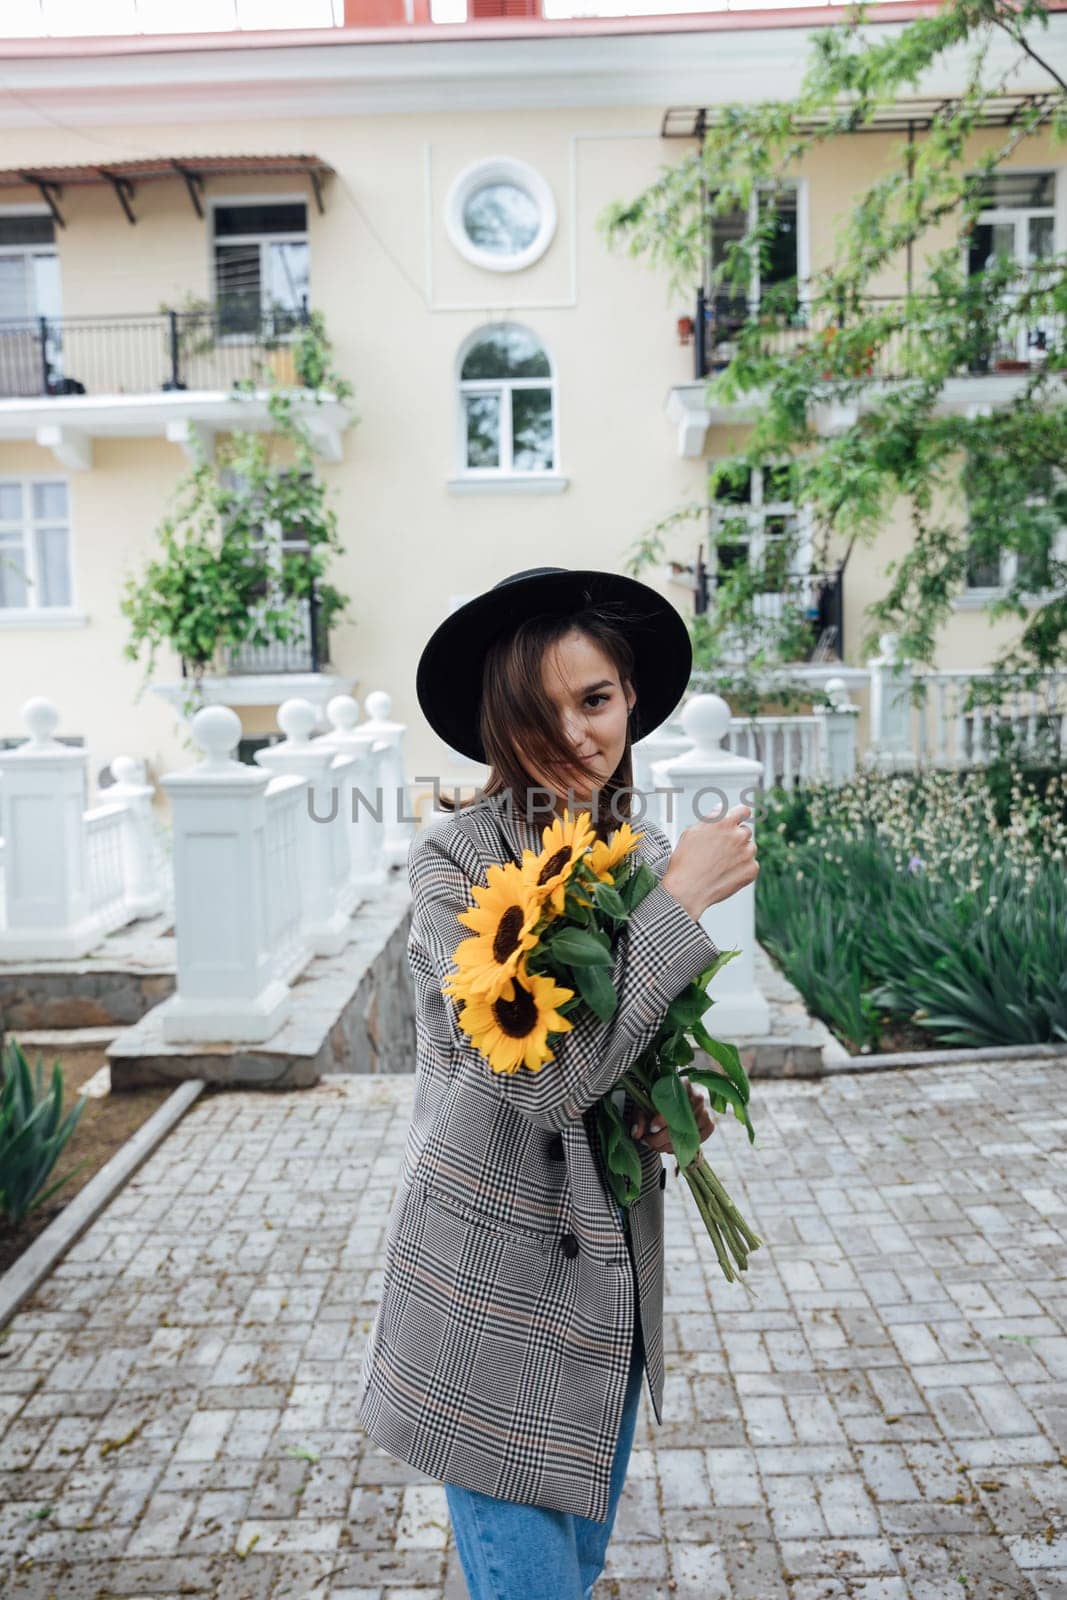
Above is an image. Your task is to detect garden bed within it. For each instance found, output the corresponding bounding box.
[0,1045,170,1278]
[756,762,1067,1056]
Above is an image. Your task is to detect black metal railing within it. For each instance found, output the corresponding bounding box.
[694,562,844,661]
[179,583,329,680]
[0,302,311,400]
[692,286,1062,383]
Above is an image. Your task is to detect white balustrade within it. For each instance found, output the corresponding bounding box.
[85,801,128,934]
[0,700,170,960]
[865,632,918,772]
[317,694,389,895]
[912,668,1067,767]
[160,705,304,1045]
[263,767,313,988]
[724,716,824,790]
[255,698,352,956]
[650,693,770,1038]
[632,718,691,813]
[361,690,415,868]
[107,755,168,921]
[813,677,860,784]
[0,699,108,959]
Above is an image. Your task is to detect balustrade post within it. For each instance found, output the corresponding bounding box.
[632,717,693,822]
[864,632,916,771]
[317,695,389,894]
[107,755,167,919]
[361,690,414,868]
[159,705,290,1044]
[813,677,859,784]
[651,694,770,1037]
[255,698,351,956]
[0,698,99,958]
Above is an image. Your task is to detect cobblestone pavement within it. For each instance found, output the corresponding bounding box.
[1,1057,1065,1600]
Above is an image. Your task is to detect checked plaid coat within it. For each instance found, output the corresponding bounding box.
[357,789,719,1523]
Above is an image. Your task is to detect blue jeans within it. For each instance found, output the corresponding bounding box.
[444,1202,644,1600]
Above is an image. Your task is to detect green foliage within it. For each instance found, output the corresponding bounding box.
[756,765,1067,1050]
[0,1039,87,1228]
[121,312,356,716]
[604,0,1067,680]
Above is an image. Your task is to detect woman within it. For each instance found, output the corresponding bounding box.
[357,566,757,1600]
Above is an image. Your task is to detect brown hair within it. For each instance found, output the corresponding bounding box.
[435,602,641,844]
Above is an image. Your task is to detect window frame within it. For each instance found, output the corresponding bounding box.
[705,179,810,318]
[0,204,61,322]
[445,157,557,274]
[208,193,311,345]
[455,323,560,481]
[708,463,813,588]
[962,167,1063,365]
[0,475,76,619]
[963,463,1067,603]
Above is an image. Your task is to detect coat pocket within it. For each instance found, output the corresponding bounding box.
[410,1179,562,1254]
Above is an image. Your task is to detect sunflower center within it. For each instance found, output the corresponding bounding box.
[492,982,539,1039]
[538,847,571,885]
[492,905,525,964]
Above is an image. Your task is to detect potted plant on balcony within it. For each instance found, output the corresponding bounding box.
[817,325,875,379]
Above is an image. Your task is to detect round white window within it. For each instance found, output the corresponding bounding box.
[446,158,557,274]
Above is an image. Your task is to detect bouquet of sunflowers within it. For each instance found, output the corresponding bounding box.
[442,808,762,1284]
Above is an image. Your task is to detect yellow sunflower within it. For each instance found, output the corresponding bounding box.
[520,808,597,917]
[449,963,575,1075]
[447,860,542,1002]
[586,819,646,884]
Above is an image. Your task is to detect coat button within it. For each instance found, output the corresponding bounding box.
[560,1232,579,1259]
[547,1134,564,1161]
[659,1167,667,1189]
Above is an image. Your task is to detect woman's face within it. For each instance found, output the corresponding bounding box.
[521,629,636,808]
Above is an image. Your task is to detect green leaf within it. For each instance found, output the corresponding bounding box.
[546,927,614,967]
[591,882,628,921]
[573,962,619,1023]
[691,1024,750,1105]
[596,1096,643,1206]
[650,1072,702,1169]
[685,1069,757,1144]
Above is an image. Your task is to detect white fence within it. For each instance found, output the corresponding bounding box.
[0,691,410,990]
[912,669,1067,767]
[683,639,1067,788]
[863,635,1067,773]
[157,694,407,1044]
[0,702,167,960]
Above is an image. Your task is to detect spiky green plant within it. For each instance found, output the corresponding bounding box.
[0,1039,87,1228]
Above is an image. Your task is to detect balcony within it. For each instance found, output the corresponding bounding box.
[691,287,1062,383]
[669,552,845,663]
[155,578,354,720]
[0,304,350,466]
[669,285,1065,454]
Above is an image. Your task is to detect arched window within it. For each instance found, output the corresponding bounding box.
[457,324,557,477]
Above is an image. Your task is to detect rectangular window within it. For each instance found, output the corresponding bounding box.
[964,460,1065,593]
[0,213,60,323]
[0,479,73,611]
[706,187,799,314]
[709,464,806,593]
[212,201,309,338]
[966,170,1057,367]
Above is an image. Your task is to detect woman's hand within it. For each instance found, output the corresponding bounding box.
[629,1080,715,1154]
[660,801,758,923]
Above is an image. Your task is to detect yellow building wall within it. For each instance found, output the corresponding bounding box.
[0,111,1059,797]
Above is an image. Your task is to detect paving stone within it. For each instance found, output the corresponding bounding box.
[0,1059,1062,1598]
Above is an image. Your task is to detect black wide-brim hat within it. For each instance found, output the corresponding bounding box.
[416,566,693,765]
